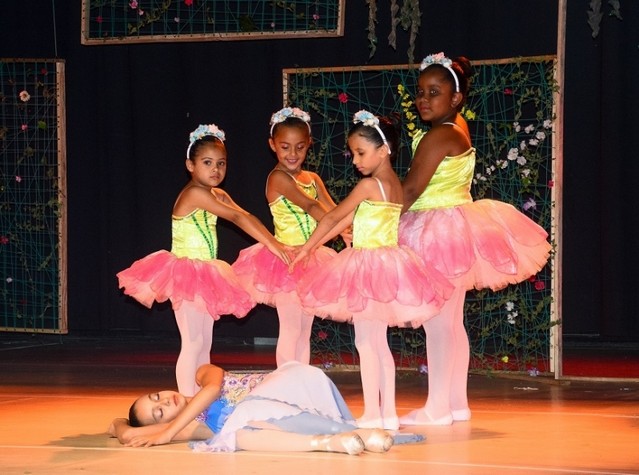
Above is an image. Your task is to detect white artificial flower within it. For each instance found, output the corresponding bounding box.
[535,131,546,141]
[529,138,539,146]
[513,121,521,132]
[517,156,527,166]
[524,124,535,134]
[507,148,518,160]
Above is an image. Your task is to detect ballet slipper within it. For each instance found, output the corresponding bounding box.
[382,416,400,431]
[451,408,471,421]
[354,429,394,453]
[356,417,384,429]
[310,433,365,455]
[399,408,453,426]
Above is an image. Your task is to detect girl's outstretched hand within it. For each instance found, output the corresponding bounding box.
[126,430,173,448]
[266,241,292,265]
[288,247,310,273]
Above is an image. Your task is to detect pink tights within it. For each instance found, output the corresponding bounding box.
[353,319,397,424]
[174,301,214,397]
[422,286,470,419]
[274,295,313,366]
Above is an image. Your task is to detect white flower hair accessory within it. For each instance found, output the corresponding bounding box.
[187,124,226,158]
[269,107,311,136]
[352,109,390,151]
[419,52,460,93]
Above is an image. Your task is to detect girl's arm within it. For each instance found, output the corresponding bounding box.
[182,187,290,264]
[266,170,331,223]
[124,365,225,447]
[289,179,375,270]
[402,121,471,212]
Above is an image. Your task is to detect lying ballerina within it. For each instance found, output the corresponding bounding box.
[108,361,401,455]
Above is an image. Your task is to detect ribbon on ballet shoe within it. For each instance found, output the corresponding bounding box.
[399,409,453,426]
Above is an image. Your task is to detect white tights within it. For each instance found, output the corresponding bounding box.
[353,319,397,422]
[422,286,470,418]
[274,296,313,366]
[174,301,214,397]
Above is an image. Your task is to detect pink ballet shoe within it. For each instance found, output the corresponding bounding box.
[310,433,365,455]
[382,416,400,431]
[451,408,471,421]
[399,408,453,426]
[354,429,394,453]
[356,417,384,429]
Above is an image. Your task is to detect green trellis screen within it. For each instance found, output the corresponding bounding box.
[284,56,558,374]
[0,58,67,334]
[82,0,344,44]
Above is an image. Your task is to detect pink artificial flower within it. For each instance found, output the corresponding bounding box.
[338,92,348,103]
[503,88,513,95]
[184,0,193,5]
[317,330,328,341]
[313,13,320,20]
[40,67,48,75]
[0,236,9,245]
[528,275,537,282]
[15,176,22,182]
[21,124,28,131]
[96,16,103,23]
[534,280,546,291]
[129,0,138,8]
[548,180,554,188]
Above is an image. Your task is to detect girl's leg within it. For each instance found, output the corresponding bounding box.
[354,319,395,426]
[235,428,364,455]
[399,286,466,425]
[449,289,471,419]
[174,301,214,397]
[275,297,312,366]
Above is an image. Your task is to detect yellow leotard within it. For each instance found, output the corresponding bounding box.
[352,200,401,249]
[408,148,476,211]
[171,208,218,260]
[269,178,318,246]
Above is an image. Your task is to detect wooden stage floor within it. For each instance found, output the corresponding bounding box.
[1,335,638,474]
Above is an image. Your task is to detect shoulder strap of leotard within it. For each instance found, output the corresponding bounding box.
[442,121,471,141]
[373,177,388,202]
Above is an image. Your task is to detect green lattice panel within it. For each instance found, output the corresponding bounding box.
[286,57,557,373]
[0,59,67,333]
[82,0,344,44]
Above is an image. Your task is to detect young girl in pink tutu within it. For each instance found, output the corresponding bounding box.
[399,53,552,426]
[232,108,341,366]
[289,110,453,430]
[117,124,290,397]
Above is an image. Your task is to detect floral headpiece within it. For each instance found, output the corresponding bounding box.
[269,107,311,136]
[187,124,226,158]
[352,110,389,151]
[419,52,460,93]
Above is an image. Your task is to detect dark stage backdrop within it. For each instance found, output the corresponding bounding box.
[1,1,637,342]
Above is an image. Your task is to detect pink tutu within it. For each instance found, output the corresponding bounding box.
[296,246,454,328]
[117,250,255,318]
[399,199,551,291]
[232,243,337,306]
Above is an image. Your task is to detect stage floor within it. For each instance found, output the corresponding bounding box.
[1,336,638,474]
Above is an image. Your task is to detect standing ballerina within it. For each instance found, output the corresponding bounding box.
[233,107,341,366]
[117,124,289,396]
[399,53,552,425]
[290,110,453,430]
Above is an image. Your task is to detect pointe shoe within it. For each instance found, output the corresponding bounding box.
[354,429,394,453]
[310,433,365,455]
[399,409,453,426]
[451,408,471,421]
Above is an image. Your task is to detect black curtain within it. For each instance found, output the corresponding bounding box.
[1,1,637,342]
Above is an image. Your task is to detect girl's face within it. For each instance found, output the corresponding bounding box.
[134,391,188,426]
[269,126,311,174]
[347,134,388,177]
[186,142,227,187]
[415,69,461,125]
